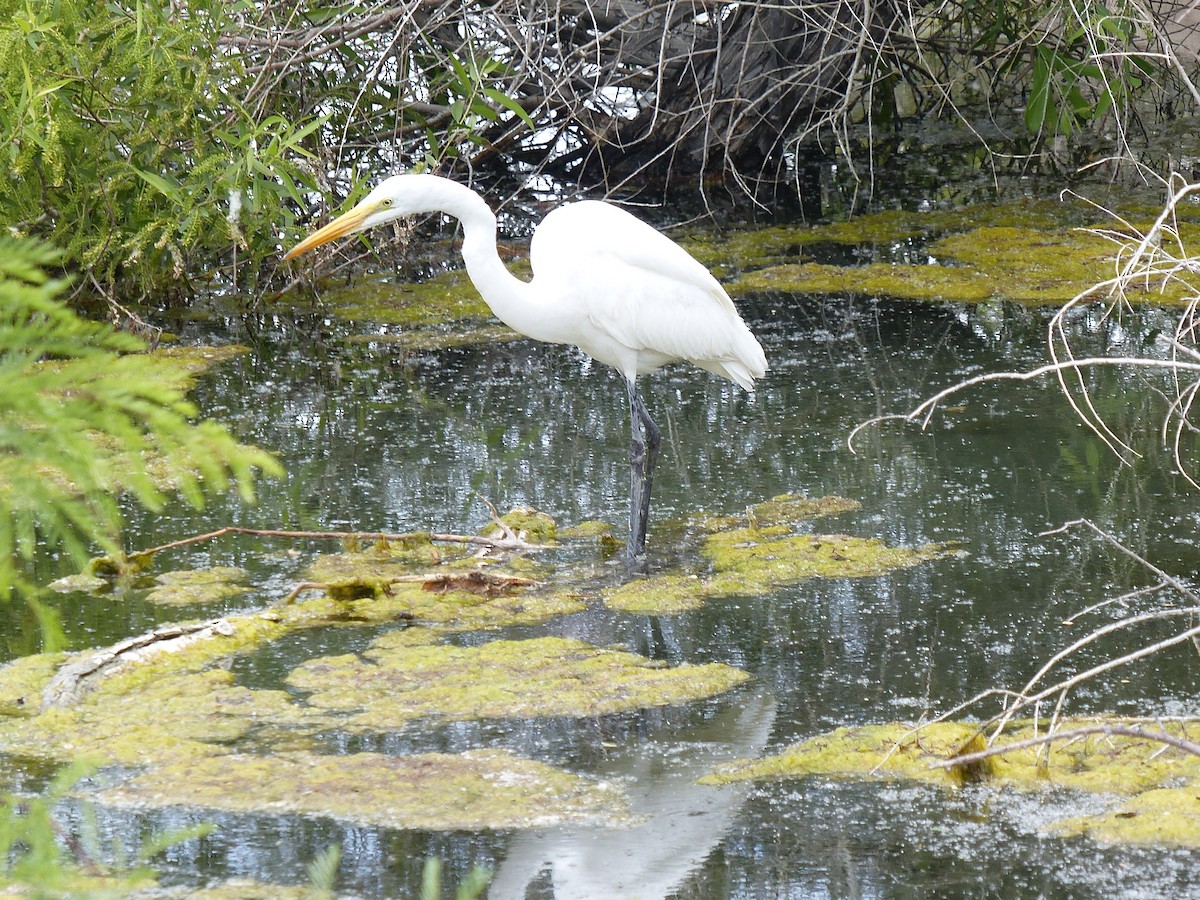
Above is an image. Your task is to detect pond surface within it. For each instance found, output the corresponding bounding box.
[14,212,1200,895]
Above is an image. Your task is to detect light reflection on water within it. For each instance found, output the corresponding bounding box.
[18,289,1200,896]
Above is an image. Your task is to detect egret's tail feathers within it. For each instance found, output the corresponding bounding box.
[697,357,766,392]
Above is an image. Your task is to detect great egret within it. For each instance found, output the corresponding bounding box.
[284,174,766,558]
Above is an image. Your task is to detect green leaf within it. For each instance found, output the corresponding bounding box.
[483,86,536,131]
[132,167,183,204]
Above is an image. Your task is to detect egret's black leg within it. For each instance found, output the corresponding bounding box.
[626,379,660,559]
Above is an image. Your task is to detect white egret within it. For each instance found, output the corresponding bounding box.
[284,174,766,558]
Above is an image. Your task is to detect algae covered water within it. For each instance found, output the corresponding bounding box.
[7,201,1200,896]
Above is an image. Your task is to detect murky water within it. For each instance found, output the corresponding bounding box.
[14,237,1200,894]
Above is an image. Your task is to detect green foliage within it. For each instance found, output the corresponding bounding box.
[305,843,341,898]
[0,236,281,609]
[0,760,213,895]
[419,857,491,900]
[0,0,321,295]
[418,43,537,167]
[1022,2,1154,136]
[889,0,1167,152]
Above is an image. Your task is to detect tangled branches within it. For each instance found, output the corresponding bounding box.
[217,0,894,206]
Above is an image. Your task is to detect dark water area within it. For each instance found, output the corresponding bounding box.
[10,185,1200,896]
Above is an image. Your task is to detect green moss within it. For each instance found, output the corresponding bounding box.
[561,520,618,539]
[286,635,749,729]
[0,652,67,716]
[98,748,631,830]
[731,224,1196,306]
[705,719,1200,844]
[302,542,583,630]
[703,529,949,593]
[306,537,452,580]
[748,493,862,526]
[681,200,1079,276]
[604,574,707,614]
[1055,785,1200,846]
[732,261,996,302]
[343,581,587,631]
[45,572,111,593]
[150,343,251,376]
[315,270,493,327]
[0,668,312,767]
[702,722,984,786]
[482,506,558,544]
[143,566,249,606]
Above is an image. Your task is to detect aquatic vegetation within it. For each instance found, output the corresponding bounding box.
[311,269,493,327]
[744,493,862,527]
[0,652,66,716]
[702,528,950,591]
[143,567,249,606]
[0,668,311,767]
[1055,784,1200,846]
[726,217,1196,306]
[604,574,708,614]
[98,748,631,831]
[605,496,946,610]
[681,200,1077,276]
[287,635,750,729]
[732,261,996,303]
[302,543,582,630]
[704,719,1200,845]
[483,506,558,544]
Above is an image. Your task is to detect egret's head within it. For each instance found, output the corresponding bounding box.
[284,174,436,261]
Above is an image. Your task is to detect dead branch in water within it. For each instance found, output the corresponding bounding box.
[937,723,1200,772]
[125,525,553,564]
[281,570,537,604]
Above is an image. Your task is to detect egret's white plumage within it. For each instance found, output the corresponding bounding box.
[285,173,767,558]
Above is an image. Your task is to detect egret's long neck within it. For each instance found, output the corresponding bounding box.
[436,183,554,343]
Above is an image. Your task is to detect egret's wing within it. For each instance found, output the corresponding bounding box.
[531,201,766,385]
[532,201,735,312]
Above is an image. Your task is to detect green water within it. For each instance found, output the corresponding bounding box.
[11,250,1200,895]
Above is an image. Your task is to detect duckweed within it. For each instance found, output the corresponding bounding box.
[704,719,1200,845]
[99,749,631,830]
[144,567,249,606]
[287,635,750,729]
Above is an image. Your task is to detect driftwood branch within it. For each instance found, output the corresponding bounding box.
[127,525,553,563]
[936,723,1200,771]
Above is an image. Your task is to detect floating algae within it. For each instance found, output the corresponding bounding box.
[605,574,709,614]
[604,494,947,612]
[0,668,314,767]
[143,567,249,606]
[287,634,750,730]
[98,748,631,830]
[703,719,1200,846]
[729,223,1197,306]
[303,541,584,631]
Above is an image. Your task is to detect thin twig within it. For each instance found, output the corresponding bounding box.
[128,525,553,560]
[935,723,1200,771]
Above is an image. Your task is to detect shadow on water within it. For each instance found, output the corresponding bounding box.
[14,270,1200,894]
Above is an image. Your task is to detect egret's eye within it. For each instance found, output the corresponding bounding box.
[380,198,393,207]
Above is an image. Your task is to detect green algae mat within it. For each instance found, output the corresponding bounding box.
[0,492,954,832]
[680,201,1200,307]
[288,635,749,729]
[705,720,1200,846]
[99,749,631,831]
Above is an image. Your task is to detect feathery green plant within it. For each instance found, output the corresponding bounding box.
[0,237,281,635]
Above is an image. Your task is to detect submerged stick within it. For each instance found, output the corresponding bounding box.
[126,525,553,562]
